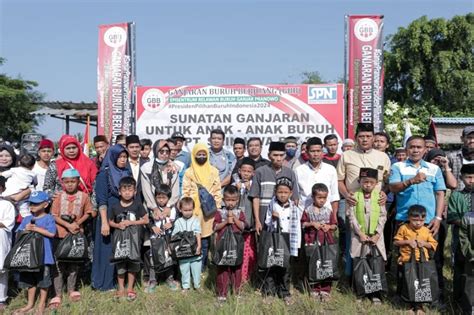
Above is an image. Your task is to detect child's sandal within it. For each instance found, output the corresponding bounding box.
[127,290,137,301]
[69,291,81,302]
[48,297,61,310]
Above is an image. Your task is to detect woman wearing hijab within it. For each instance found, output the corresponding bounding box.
[0,144,17,172]
[141,139,180,210]
[182,143,222,271]
[43,135,97,196]
[92,144,132,291]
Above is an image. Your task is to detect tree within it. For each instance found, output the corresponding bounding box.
[0,58,42,141]
[300,71,327,84]
[384,14,474,115]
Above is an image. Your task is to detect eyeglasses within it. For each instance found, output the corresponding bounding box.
[159,149,170,154]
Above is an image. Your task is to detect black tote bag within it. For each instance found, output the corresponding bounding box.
[110,225,141,263]
[170,231,198,259]
[257,221,290,269]
[55,232,88,262]
[5,231,44,272]
[353,245,388,295]
[150,234,175,272]
[212,226,244,267]
[305,232,339,282]
[401,248,439,303]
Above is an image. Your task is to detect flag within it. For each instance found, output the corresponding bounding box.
[403,120,412,147]
[427,118,438,146]
[82,115,90,157]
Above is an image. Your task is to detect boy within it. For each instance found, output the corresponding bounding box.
[232,157,256,282]
[263,177,300,305]
[347,168,387,304]
[394,205,438,314]
[214,185,246,303]
[172,197,202,292]
[145,184,178,293]
[50,168,94,307]
[14,191,56,315]
[108,176,149,301]
[447,164,474,302]
[0,177,15,310]
[140,138,153,163]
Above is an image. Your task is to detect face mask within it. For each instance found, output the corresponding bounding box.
[155,158,168,165]
[301,152,309,161]
[195,157,207,165]
[286,148,297,158]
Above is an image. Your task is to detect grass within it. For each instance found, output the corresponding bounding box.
[4,231,461,314]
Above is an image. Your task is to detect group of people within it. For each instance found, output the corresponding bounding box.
[0,123,472,315]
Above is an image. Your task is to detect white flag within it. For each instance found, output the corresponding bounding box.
[403,121,412,148]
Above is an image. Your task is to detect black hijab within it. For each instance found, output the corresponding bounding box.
[0,145,17,172]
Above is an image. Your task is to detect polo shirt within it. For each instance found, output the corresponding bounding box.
[295,161,340,209]
[209,148,235,181]
[389,159,446,223]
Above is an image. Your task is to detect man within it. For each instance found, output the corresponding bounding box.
[323,134,340,168]
[115,134,126,146]
[32,139,55,191]
[341,138,355,151]
[231,138,246,176]
[424,135,437,152]
[394,147,407,162]
[447,126,474,191]
[208,129,235,187]
[373,132,391,153]
[296,137,339,216]
[247,137,270,169]
[126,135,142,183]
[139,138,152,164]
[337,123,391,277]
[389,135,446,307]
[250,141,299,234]
[171,132,191,169]
[92,135,109,169]
[283,136,299,169]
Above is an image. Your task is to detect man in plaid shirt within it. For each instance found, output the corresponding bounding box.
[447,126,474,191]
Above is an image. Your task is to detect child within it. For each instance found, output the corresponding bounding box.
[214,185,246,303]
[459,198,474,314]
[172,197,201,292]
[394,205,438,315]
[301,183,337,302]
[49,168,94,308]
[232,157,256,282]
[348,168,387,304]
[145,184,178,293]
[108,176,149,301]
[0,177,15,311]
[0,154,37,218]
[13,191,56,315]
[447,164,474,302]
[263,177,300,305]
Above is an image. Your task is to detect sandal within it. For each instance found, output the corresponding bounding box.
[127,290,137,301]
[48,297,61,310]
[69,291,81,302]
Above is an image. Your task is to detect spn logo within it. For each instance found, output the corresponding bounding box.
[308,85,338,104]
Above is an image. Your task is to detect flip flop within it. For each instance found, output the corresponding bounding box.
[48,297,61,310]
[69,291,81,302]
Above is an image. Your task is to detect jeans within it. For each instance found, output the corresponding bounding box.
[201,237,210,272]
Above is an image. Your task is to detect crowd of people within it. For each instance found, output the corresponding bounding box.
[0,123,472,315]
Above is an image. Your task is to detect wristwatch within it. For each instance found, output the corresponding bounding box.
[435,216,443,221]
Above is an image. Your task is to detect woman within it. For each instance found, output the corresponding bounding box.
[43,135,97,196]
[182,143,221,271]
[141,139,180,210]
[92,144,132,291]
[0,145,17,172]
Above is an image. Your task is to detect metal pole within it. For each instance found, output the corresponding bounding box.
[66,115,70,134]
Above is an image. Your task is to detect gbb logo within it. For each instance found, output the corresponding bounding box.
[354,18,379,42]
[308,86,338,104]
[103,27,127,48]
[142,88,166,113]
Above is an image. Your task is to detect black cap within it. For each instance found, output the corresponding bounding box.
[240,157,256,169]
[233,137,245,146]
[306,137,323,147]
[462,126,474,137]
[359,168,378,179]
[126,135,140,146]
[171,132,186,140]
[461,164,474,175]
[269,141,285,152]
[356,123,374,134]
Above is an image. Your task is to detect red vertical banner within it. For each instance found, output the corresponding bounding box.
[345,15,384,138]
[97,22,136,142]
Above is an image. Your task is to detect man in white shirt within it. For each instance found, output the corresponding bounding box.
[32,139,54,191]
[295,137,339,219]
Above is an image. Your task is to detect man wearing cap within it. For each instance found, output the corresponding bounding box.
[33,139,55,191]
[447,126,474,191]
[424,135,438,152]
[171,132,191,169]
[283,136,299,169]
[209,129,235,187]
[341,138,355,151]
[92,135,109,170]
[246,137,270,169]
[250,141,299,234]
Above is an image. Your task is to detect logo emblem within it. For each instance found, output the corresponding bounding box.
[142,88,166,113]
[354,18,379,42]
[308,85,338,104]
[104,27,127,48]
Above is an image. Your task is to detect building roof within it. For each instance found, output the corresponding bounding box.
[32,102,97,119]
[432,117,474,125]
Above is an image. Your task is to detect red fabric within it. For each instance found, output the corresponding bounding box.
[311,282,332,293]
[241,233,257,282]
[301,211,336,245]
[216,265,242,298]
[213,210,246,240]
[322,153,341,161]
[56,135,97,193]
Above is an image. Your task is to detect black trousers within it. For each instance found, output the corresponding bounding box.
[262,266,290,298]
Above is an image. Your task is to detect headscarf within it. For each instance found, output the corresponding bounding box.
[102,144,132,196]
[190,143,213,188]
[150,140,171,188]
[55,135,97,193]
[425,148,445,163]
[0,145,17,172]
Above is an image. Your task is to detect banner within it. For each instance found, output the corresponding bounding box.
[97,22,136,141]
[136,84,344,155]
[345,15,384,138]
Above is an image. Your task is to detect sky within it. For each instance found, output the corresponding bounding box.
[1,0,472,140]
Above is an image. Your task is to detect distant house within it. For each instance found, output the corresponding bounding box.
[432,117,474,144]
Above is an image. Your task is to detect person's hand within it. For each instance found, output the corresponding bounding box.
[235,182,242,191]
[163,222,172,230]
[417,240,428,248]
[346,192,357,207]
[255,221,262,235]
[152,226,162,234]
[118,222,127,230]
[272,211,279,219]
[227,216,234,224]
[321,224,330,233]
[162,207,171,217]
[408,240,417,249]
[25,223,36,232]
[313,222,321,230]
[244,181,251,190]
[101,222,110,236]
[68,222,80,234]
[153,209,163,220]
[411,172,427,184]
[427,218,441,236]
[369,234,380,244]
[378,191,387,206]
[359,233,369,243]
[196,245,201,256]
[439,156,450,169]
